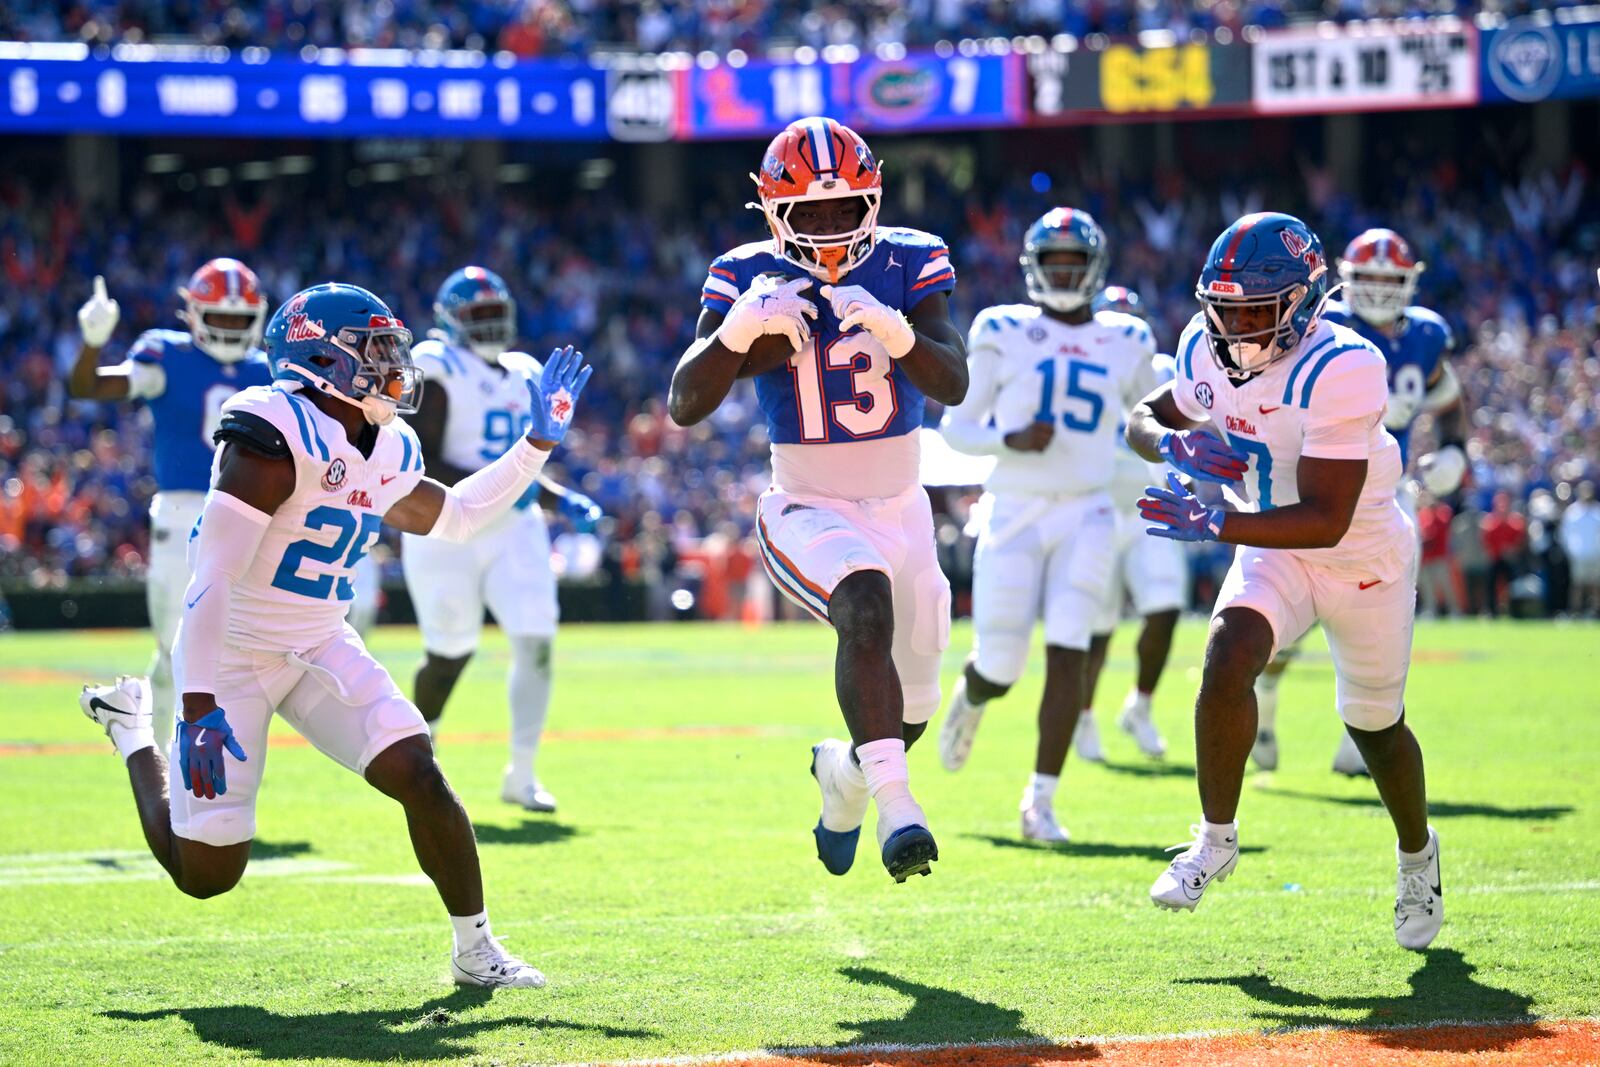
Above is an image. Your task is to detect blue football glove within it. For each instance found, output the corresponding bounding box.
[178,708,248,800]
[524,344,593,447]
[1159,430,1249,485]
[556,490,603,533]
[1139,472,1226,543]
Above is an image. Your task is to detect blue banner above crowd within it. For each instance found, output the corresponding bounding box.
[0,44,607,140]
[1481,13,1600,104]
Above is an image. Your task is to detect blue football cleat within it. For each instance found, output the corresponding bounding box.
[810,741,867,875]
[880,824,938,883]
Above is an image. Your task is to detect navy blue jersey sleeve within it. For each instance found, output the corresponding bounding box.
[128,330,172,366]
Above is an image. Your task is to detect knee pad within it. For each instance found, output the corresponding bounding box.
[1337,686,1404,732]
[973,634,1029,690]
[173,803,256,848]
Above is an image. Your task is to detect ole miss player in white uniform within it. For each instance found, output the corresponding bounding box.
[405,266,603,813]
[1127,213,1442,950]
[69,262,273,745]
[937,210,1160,843]
[78,283,593,986]
[1082,287,1189,765]
[669,117,968,882]
[1252,228,1468,777]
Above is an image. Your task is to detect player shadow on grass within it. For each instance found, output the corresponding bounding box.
[1178,948,1545,1053]
[103,986,659,1061]
[471,820,579,846]
[1094,760,1199,780]
[774,967,1095,1063]
[963,834,1268,860]
[1257,787,1576,822]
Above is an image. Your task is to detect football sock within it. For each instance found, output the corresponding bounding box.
[507,637,552,782]
[1254,681,1278,733]
[108,721,156,764]
[1024,772,1059,810]
[450,910,492,952]
[1201,819,1237,844]
[953,674,983,711]
[856,737,920,830]
[1398,832,1434,866]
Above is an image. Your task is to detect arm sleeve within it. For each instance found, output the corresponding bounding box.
[425,436,553,543]
[938,321,1006,456]
[177,492,273,695]
[114,359,168,400]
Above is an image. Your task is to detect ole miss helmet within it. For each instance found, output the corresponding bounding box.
[1196,212,1330,379]
[1338,228,1424,328]
[1020,207,1109,314]
[751,116,882,283]
[1092,285,1147,320]
[433,265,516,361]
[266,283,421,426]
[178,258,267,364]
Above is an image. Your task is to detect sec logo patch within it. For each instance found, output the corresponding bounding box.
[1195,382,1215,410]
[321,458,348,492]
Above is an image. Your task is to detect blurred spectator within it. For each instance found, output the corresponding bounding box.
[1415,491,1459,618]
[1481,491,1527,617]
[1562,481,1600,616]
[1450,498,1490,616]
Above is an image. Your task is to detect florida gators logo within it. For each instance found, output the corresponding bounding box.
[321,458,348,491]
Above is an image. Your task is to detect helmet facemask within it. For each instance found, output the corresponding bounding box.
[436,296,516,361]
[294,323,422,426]
[1022,241,1107,313]
[755,184,881,284]
[1200,284,1320,380]
[179,291,266,363]
[1338,260,1421,327]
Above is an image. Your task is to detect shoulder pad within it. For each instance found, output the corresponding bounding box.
[714,240,776,266]
[214,409,291,459]
[877,226,948,252]
[970,304,1036,335]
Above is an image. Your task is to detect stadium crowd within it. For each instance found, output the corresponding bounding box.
[2,0,1560,56]
[0,137,1595,618]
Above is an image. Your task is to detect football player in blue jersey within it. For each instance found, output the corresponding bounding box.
[69,261,273,747]
[669,117,967,882]
[1250,228,1467,777]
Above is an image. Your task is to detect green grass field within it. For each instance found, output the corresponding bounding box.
[0,619,1596,1065]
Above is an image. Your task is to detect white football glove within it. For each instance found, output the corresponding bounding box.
[717,275,818,355]
[78,275,120,348]
[1417,444,1467,496]
[820,284,915,359]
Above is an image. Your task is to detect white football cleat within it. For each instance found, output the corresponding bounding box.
[1395,826,1443,950]
[1250,729,1279,771]
[501,775,558,813]
[1117,692,1167,759]
[811,738,870,875]
[1072,711,1105,763]
[451,934,546,988]
[1021,804,1070,844]
[1151,824,1239,911]
[1332,732,1369,777]
[79,676,154,748]
[938,676,985,771]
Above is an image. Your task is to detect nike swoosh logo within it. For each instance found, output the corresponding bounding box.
[1359,579,1382,590]
[1188,507,1209,523]
[88,696,122,719]
[476,919,487,928]
[1258,405,1281,414]
[381,475,397,485]
[185,584,212,610]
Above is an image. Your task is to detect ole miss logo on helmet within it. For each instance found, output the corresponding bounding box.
[1280,230,1324,273]
[286,314,325,342]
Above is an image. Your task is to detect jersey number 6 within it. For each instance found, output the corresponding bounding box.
[792,334,898,441]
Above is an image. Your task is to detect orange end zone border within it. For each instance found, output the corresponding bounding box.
[604,1020,1600,1067]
